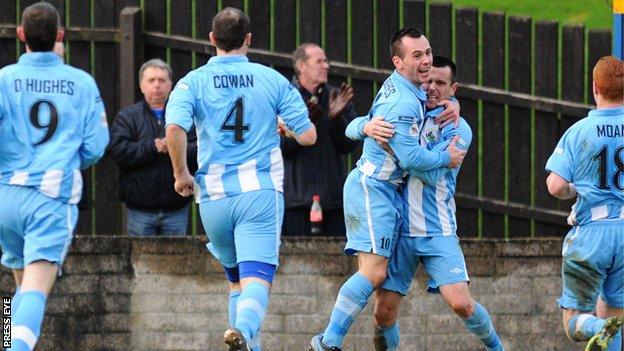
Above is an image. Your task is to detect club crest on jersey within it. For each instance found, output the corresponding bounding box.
[409,122,420,137]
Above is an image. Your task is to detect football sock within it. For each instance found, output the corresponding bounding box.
[8,290,47,351]
[463,302,502,350]
[11,287,21,319]
[235,282,269,342]
[228,290,241,327]
[568,314,605,341]
[374,323,400,351]
[322,272,374,347]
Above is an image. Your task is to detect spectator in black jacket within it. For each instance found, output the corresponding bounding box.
[281,43,360,236]
[109,59,197,236]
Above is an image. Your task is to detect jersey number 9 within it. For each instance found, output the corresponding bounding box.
[30,100,59,146]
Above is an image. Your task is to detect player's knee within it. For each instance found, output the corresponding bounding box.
[374,303,396,326]
[450,299,474,319]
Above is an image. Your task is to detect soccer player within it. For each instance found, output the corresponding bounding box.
[545,55,623,351]
[351,56,504,351]
[165,8,316,351]
[309,28,466,351]
[0,3,109,351]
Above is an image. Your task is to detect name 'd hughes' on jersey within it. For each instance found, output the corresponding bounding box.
[14,78,75,95]
[596,123,624,138]
[213,74,254,89]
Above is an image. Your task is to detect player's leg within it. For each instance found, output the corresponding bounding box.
[11,270,24,319]
[311,171,401,350]
[422,236,503,350]
[372,236,418,351]
[222,189,283,350]
[559,224,622,349]
[159,204,189,236]
[438,283,503,351]
[7,188,78,351]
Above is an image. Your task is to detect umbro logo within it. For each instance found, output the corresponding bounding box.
[450,267,464,274]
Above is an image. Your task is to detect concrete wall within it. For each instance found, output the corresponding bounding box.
[0,236,578,350]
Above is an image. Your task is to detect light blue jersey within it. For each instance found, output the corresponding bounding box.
[402,110,472,236]
[546,106,624,225]
[353,71,450,184]
[166,55,312,202]
[0,52,109,204]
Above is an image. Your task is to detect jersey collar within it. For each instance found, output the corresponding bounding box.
[208,55,249,64]
[588,106,624,118]
[391,70,427,101]
[18,52,63,66]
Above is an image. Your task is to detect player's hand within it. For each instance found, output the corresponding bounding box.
[174,171,194,197]
[154,138,168,153]
[329,83,354,119]
[307,97,324,123]
[435,99,460,128]
[277,121,296,139]
[446,135,466,168]
[363,116,395,143]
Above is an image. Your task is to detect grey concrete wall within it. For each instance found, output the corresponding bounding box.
[0,236,579,350]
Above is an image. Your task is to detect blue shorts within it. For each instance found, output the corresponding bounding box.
[343,169,402,258]
[199,189,284,267]
[0,184,78,270]
[558,221,624,311]
[382,235,470,295]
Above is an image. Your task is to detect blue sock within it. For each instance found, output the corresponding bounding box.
[11,287,21,320]
[228,290,241,327]
[568,314,605,341]
[322,272,374,347]
[374,323,400,351]
[463,302,502,350]
[235,282,269,342]
[606,328,621,351]
[8,290,47,351]
[248,331,262,351]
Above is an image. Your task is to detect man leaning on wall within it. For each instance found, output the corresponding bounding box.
[108,59,198,236]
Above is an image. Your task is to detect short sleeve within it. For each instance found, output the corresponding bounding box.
[166,77,196,132]
[545,128,575,182]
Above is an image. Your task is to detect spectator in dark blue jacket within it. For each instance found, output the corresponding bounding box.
[109,59,197,236]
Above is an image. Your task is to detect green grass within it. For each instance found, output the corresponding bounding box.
[429,0,613,29]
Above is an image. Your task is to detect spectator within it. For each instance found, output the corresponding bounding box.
[281,43,359,236]
[109,59,197,236]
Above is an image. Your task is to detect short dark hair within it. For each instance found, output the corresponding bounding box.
[432,56,457,83]
[21,2,61,52]
[212,7,250,52]
[292,43,320,75]
[390,27,423,58]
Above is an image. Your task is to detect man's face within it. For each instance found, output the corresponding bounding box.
[139,67,172,108]
[393,36,432,85]
[298,46,329,87]
[425,66,457,109]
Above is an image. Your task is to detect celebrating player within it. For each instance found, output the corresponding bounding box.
[165,7,316,351]
[545,55,623,351]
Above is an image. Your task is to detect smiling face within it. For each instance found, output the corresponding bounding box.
[392,35,433,86]
[425,65,458,109]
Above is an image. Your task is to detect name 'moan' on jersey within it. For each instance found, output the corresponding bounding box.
[0,52,109,204]
[355,71,449,185]
[166,55,312,202]
[402,107,473,237]
[546,106,624,225]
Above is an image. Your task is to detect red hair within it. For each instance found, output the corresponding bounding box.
[593,56,623,102]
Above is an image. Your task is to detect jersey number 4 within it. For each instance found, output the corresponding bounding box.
[593,145,624,190]
[220,97,249,143]
[30,100,59,146]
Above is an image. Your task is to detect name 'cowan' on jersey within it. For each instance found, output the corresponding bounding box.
[213,74,254,89]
